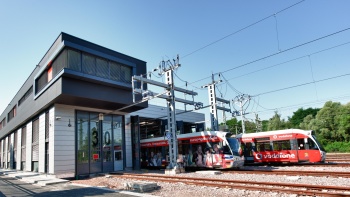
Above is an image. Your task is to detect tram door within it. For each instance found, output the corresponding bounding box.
[243,142,254,163]
[296,138,309,162]
[114,150,123,171]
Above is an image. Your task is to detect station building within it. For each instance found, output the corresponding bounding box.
[0,33,205,178]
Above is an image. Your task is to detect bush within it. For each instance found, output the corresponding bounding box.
[324,141,350,152]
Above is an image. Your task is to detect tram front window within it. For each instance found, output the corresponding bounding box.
[312,135,326,152]
[226,138,240,156]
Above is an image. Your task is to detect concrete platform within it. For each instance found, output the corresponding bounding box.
[0,169,68,186]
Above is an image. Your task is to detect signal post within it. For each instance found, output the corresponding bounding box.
[132,56,201,174]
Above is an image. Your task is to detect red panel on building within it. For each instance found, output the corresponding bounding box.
[93,154,99,160]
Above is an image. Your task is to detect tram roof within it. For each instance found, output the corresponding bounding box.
[237,129,313,138]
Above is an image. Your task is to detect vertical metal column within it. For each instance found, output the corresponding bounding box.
[208,84,218,131]
[233,94,251,134]
[239,101,246,134]
[165,70,178,169]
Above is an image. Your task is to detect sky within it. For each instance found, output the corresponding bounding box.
[1,0,350,127]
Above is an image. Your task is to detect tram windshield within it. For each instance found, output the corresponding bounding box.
[225,138,241,156]
[312,135,326,152]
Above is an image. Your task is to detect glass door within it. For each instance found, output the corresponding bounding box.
[114,150,123,171]
[113,116,123,171]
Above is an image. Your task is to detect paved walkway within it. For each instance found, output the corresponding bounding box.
[0,169,156,197]
[0,169,69,186]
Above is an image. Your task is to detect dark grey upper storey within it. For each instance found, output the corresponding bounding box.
[0,32,147,139]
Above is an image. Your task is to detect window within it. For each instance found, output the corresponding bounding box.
[35,71,48,93]
[21,126,27,160]
[82,53,96,75]
[47,66,53,82]
[96,58,109,78]
[45,111,50,142]
[7,136,10,153]
[14,130,18,169]
[32,119,39,162]
[67,49,81,71]
[77,111,89,164]
[18,86,33,106]
[272,140,291,151]
[8,105,17,122]
[14,130,18,150]
[110,61,121,81]
[35,48,134,96]
[0,118,6,130]
[121,65,132,83]
[52,50,67,77]
[102,115,112,162]
[256,141,271,151]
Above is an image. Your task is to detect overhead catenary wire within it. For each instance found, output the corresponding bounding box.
[274,14,281,51]
[308,55,319,101]
[218,27,350,77]
[221,40,350,82]
[185,27,350,87]
[182,0,305,59]
[220,73,243,95]
[254,72,350,96]
[252,93,350,118]
[173,71,202,90]
[132,5,349,123]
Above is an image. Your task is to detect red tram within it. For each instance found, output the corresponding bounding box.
[236,129,326,164]
[140,131,245,169]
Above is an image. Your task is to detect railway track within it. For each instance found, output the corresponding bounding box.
[230,169,350,178]
[326,153,350,161]
[243,162,350,167]
[112,172,350,196]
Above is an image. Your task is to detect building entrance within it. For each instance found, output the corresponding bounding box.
[76,111,124,176]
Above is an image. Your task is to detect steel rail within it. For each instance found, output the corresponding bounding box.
[244,162,350,167]
[113,173,350,196]
[230,169,350,178]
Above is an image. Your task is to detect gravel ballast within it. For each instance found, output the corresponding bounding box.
[71,166,350,197]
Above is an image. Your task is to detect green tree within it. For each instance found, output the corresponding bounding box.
[262,120,269,131]
[299,114,315,130]
[315,101,342,142]
[224,117,238,133]
[334,102,350,141]
[244,119,257,133]
[289,107,320,128]
[267,111,286,130]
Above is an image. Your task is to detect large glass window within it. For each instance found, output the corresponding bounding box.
[52,49,67,77]
[110,62,121,81]
[121,65,132,83]
[77,111,124,175]
[96,58,109,78]
[35,48,134,95]
[77,111,89,164]
[82,53,96,75]
[103,115,112,162]
[113,116,123,152]
[90,113,100,163]
[67,49,81,71]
